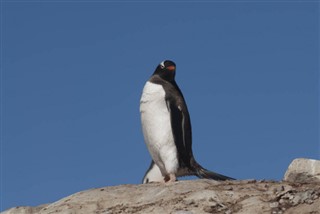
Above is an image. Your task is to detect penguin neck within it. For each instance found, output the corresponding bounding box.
[153,69,175,82]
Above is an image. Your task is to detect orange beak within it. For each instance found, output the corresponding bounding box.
[167,65,176,71]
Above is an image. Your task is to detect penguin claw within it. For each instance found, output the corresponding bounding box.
[164,174,177,183]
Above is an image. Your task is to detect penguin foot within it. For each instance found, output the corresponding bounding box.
[164,173,176,183]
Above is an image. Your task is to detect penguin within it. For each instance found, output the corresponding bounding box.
[140,60,234,183]
[142,160,164,184]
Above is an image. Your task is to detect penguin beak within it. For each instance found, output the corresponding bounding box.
[167,66,176,71]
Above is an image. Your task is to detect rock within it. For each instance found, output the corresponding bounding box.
[2,180,320,214]
[283,158,320,183]
[3,159,320,214]
[2,205,48,214]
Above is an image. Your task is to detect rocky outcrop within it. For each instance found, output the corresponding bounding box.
[284,158,320,183]
[1,205,48,214]
[3,158,320,214]
[3,180,320,214]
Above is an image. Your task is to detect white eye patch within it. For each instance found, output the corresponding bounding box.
[160,61,165,69]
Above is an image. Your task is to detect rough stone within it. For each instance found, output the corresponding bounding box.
[2,179,320,214]
[3,158,320,214]
[283,158,320,183]
[1,205,48,214]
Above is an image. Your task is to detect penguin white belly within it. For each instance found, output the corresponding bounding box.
[140,81,179,176]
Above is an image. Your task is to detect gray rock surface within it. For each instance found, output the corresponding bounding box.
[3,158,320,214]
[2,179,320,214]
[2,205,48,214]
[284,158,320,183]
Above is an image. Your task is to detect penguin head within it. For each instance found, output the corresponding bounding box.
[153,60,176,82]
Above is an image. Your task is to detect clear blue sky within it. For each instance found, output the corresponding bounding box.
[1,1,319,211]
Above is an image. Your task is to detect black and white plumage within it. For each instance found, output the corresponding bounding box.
[142,160,191,184]
[140,60,234,183]
[142,160,164,184]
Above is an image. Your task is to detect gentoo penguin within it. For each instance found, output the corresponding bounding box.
[140,60,234,183]
[142,160,164,184]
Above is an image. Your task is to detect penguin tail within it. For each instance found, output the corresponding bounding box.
[190,158,235,181]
